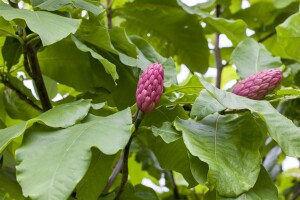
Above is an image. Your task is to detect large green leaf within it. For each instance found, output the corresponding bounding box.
[0,1,81,46]
[38,38,115,91]
[200,78,300,157]
[2,37,22,71]
[16,109,132,200]
[0,99,92,153]
[0,17,15,37]
[115,0,209,73]
[174,113,264,196]
[231,38,282,78]
[276,12,300,62]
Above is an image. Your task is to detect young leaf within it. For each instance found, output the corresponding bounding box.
[0,99,92,153]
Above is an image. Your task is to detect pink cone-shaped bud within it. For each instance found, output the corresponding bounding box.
[232,69,282,100]
[136,63,164,113]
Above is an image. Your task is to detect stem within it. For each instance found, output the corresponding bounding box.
[7,0,52,112]
[25,44,52,111]
[102,110,143,197]
[258,31,276,43]
[169,171,180,200]
[107,0,113,29]
[2,79,43,112]
[219,109,249,115]
[114,110,143,199]
[214,4,223,89]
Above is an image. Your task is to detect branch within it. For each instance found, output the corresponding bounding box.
[2,79,43,112]
[258,31,276,43]
[102,110,143,198]
[7,0,52,112]
[25,44,52,111]
[219,109,249,115]
[107,0,113,29]
[114,110,143,199]
[214,4,223,89]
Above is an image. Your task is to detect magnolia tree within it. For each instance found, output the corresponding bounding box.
[0,0,300,199]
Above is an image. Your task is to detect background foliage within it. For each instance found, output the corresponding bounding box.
[0,0,300,199]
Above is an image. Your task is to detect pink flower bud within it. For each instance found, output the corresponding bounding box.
[232,69,282,100]
[136,63,164,113]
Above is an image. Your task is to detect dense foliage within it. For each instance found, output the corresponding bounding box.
[0,0,300,199]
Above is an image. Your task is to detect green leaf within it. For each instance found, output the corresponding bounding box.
[76,148,116,200]
[0,17,16,37]
[38,38,115,91]
[116,0,209,73]
[4,87,41,121]
[160,75,203,106]
[34,0,104,16]
[219,166,278,200]
[276,12,300,62]
[16,109,132,200]
[152,122,181,144]
[204,17,247,46]
[191,90,226,119]
[189,154,208,185]
[0,169,25,200]
[71,35,119,82]
[2,37,22,71]
[273,0,296,8]
[0,1,81,46]
[231,38,282,78]
[130,36,177,86]
[200,78,300,157]
[141,133,197,187]
[178,2,247,46]
[174,113,265,196]
[119,183,159,200]
[0,99,92,153]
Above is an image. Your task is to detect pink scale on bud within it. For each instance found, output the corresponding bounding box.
[232,69,282,100]
[136,63,164,113]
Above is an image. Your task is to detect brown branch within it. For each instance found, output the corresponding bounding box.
[107,0,113,29]
[258,31,276,43]
[25,44,52,111]
[7,0,52,112]
[214,4,223,89]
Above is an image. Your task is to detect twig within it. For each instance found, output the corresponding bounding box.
[7,0,18,8]
[291,182,300,200]
[2,79,43,112]
[102,153,124,193]
[169,171,180,200]
[258,31,276,43]
[219,109,249,115]
[107,0,113,29]
[25,44,52,111]
[214,4,223,89]
[114,110,143,199]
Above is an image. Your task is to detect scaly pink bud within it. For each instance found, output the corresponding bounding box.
[232,69,282,100]
[136,63,164,113]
